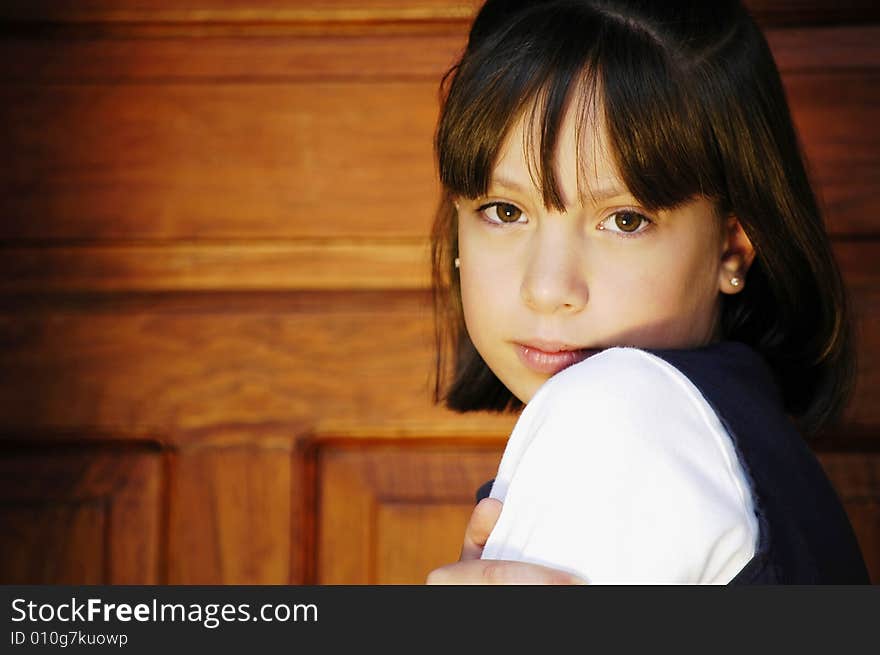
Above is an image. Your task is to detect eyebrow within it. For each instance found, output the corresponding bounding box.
[489,175,630,204]
[586,185,630,203]
[490,175,529,193]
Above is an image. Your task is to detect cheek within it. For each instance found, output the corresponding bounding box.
[458,228,516,328]
[591,243,719,326]
[459,270,484,337]
[459,257,511,344]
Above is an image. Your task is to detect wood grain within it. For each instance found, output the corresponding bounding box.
[0,82,441,240]
[0,30,877,240]
[0,240,430,292]
[767,26,880,71]
[0,449,162,584]
[0,0,479,25]
[0,0,875,29]
[316,442,502,584]
[1,26,874,83]
[375,502,472,583]
[0,291,521,438]
[817,452,880,582]
[0,33,466,81]
[785,72,880,235]
[167,438,294,584]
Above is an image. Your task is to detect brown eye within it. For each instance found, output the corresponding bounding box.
[598,210,653,237]
[476,201,527,225]
[614,211,644,233]
[495,203,522,223]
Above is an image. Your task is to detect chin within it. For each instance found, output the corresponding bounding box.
[508,379,541,405]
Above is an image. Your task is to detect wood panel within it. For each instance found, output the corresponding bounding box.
[0,0,877,589]
[817,452,880,583]
[0,29,877,240]
[315,441,502,584]
[0,447,162,584]
[836,242,880,432]
[767,25,880,71]
[785,72,880,235]
[0,82,441,241]
[0,0,875,28]
[0,291,521,435]
[374,502,471,583]
[166,425,300,584]
[0,34,465,81]
[0,25,874,82]
[0,0,479,24]
[0,240,429,293]
[745,0,880,26]
[0,423,312,585]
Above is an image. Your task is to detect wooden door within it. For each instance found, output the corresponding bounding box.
[0,0,878,585]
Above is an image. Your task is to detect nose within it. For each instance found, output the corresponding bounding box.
[520,224,589,314]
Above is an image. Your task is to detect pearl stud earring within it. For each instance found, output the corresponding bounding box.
[730,276,741,287]
[454,257,460,269]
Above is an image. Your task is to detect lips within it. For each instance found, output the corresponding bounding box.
[515,341,601,375]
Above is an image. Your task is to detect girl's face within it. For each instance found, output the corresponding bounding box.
[456,106,752,404]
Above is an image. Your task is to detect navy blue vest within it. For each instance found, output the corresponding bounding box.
[475,341,869,584]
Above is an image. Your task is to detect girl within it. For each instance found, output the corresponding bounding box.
[425,0,869,584]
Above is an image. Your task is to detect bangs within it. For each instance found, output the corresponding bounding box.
[436,3,726,213]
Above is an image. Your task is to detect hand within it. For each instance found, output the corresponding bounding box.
[425,497,587,585]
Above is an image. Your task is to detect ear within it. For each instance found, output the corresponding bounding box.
[719,216,755,295]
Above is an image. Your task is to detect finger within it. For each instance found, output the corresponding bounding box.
[426,559,588,585]
[460,498,503,560]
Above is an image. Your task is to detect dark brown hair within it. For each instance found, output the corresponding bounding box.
[431,0,856,436]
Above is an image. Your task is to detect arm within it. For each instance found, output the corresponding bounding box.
[480,347,758,584]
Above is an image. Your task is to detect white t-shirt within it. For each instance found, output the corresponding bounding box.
[481,346,759,584]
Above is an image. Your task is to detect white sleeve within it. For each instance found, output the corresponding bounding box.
[480,347,758,584]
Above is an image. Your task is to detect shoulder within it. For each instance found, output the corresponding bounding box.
[493,347,714,484]
[485,346,758,583]
[523,346,719,454]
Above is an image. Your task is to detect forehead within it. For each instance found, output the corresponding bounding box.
[492,92,629,205]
